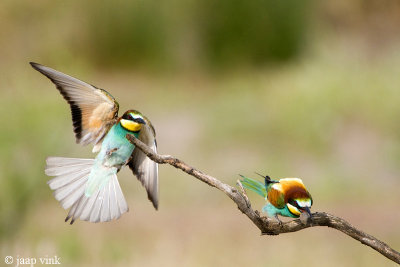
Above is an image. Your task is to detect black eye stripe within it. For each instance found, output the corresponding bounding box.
[122,113,142,121]
[122,113,130,120]
[288,199,300,209]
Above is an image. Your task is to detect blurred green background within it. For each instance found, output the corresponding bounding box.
[1,0,400,266]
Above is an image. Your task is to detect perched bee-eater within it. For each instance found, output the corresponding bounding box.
[240,174,312,223]
[30,62,158,224]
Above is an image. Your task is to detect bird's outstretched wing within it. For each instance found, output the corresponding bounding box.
[30,62,119,149]
[128,117,159,209]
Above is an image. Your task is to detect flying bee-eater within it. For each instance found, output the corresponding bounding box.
[30,62,158,224]
[240,174,312,223]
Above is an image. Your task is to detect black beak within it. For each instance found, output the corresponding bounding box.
[133,118,146,124]
[304,206,312,218]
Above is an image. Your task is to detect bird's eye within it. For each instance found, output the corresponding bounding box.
[288,199,300,209]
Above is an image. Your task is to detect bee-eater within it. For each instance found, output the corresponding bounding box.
[30,62,158,224]
[240,174,312,223]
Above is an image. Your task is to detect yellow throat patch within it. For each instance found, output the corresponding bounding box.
[286,203,301,216]
[120,119,142,132]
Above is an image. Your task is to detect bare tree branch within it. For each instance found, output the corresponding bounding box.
[126,134,400,264]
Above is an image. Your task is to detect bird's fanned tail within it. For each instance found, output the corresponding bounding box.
[239,175,267,198]
[45,157,128,224]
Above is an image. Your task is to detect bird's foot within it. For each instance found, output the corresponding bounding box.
[275,215,283,228]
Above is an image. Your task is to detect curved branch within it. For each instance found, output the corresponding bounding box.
[126,134,400,264]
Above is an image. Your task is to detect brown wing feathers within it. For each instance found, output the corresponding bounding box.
[30,62,119,146]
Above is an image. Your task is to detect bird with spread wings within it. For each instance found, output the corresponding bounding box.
[31,62,158,224]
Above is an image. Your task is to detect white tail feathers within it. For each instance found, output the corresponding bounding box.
[45,156,129,224]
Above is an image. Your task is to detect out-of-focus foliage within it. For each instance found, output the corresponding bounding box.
[0,0,312,70]
[1,0,400,266]
[198,0,310,67]
[82,0,311,69]
[2,0,400,71]
[84,0,170,68]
